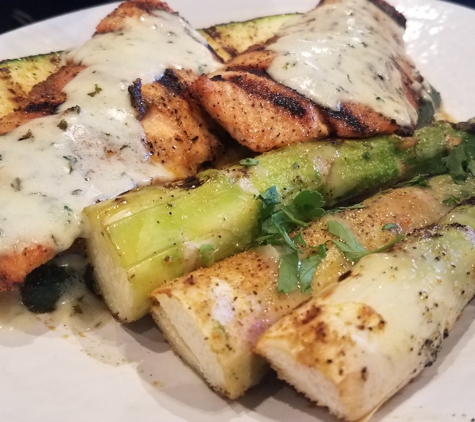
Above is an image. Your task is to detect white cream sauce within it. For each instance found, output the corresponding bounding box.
[0,9,221,254]
[267,0,425,127]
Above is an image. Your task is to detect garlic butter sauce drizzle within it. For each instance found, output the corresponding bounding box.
[0,10,221,254]
[267,0,426,127]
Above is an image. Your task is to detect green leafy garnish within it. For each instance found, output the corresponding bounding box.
[382,223,400,231]
[257,187,327,293]
[57,119,68,131]
[256,188,325,250]
[199,244,215,267]
[277,245,327,294]
[239,158,259,166]
[87,84,103,97]
[328,220,404,262]
[299,245,327,293]
[443,139,475,184]
[394,174,430,188]
[277,251,300,293]
[18,129,33,141]
[442,195,462,206]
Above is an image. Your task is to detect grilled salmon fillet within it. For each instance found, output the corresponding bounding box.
[0,0,223,290]
[192,0,431,152]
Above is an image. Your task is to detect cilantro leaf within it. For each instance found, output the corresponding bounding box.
[276,245,327,294]
[256,188,325,251]
[277,251,300,293]
[291,190,326,221]
[328,220,404,262]
[299,245,326,293]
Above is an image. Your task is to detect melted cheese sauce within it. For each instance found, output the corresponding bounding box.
[0,9,221,254]
[267,0,425,127]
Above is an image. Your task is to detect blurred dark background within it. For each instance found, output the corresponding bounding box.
[0,0,474,35]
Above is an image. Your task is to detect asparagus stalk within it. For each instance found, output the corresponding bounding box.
[84,122,474,322]
[150,174,475,399]
[255,199,475,421]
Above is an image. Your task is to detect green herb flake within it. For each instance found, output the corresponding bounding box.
[199,244,215,267]
[64,205,73,213]
[67,105,81,114]
[63,155,78,173]
[299,245,327,293]
[362,151,371,160]
[328,220,404,262]
[11,177,22,192]
[87,84,103,97]
[382,223,400,231]
[239,158,259,166]
[57,119,68,131]
[18,129,33,141]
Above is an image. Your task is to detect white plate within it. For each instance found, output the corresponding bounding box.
[1,1,475,422]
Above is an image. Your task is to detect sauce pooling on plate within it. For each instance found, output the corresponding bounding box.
[267,0,429,127]
[0,10,221,255]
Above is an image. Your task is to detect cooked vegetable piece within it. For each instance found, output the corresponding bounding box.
[150,174,475,398]
[85,122,474,323]
[255,199,475,421]
[198,14,297,62]
[0,53,62,118]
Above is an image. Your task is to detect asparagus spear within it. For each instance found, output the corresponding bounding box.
[150,174,475,399]
[84,122,474,322]
[255,199,475,421]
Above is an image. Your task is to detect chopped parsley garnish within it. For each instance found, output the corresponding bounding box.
[11,177,22,191]
[57,119,68,131]
[87,84,103,97]
[67,105,81,114]
[240,158,259,166]
[256,188,325,250]
[257,188,327,293]
[199,244,215,267]
[382,222,400,231]
[328,220,404,263]
[18,129,33,141]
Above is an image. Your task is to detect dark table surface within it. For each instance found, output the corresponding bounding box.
[1,0,475,35]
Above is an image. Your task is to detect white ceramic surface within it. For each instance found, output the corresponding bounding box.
[1,1,475,421]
